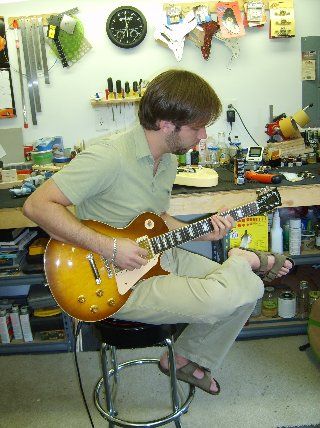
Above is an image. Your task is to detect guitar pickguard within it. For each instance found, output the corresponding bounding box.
[116,255,160,295]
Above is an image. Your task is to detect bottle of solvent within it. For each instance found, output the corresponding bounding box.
[19,306,33,342]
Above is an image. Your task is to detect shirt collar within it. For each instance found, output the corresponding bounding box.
[131,123,173,167]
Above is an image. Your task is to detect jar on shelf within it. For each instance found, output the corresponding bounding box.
[261,286,278,317]
[278,290,296,318]
[297,280,310,320]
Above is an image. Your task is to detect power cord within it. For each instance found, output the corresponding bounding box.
[228,104,261,146]
[74,321,95,428]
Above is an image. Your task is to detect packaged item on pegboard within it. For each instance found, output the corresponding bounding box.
[228,215,268,251]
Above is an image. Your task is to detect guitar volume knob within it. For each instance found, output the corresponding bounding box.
[90,305,99,313]
[78,295,86,303]
[108,298,116,307]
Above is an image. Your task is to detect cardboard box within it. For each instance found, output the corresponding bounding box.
[228,215,268,251]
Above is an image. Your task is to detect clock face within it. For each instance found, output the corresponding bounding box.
[106,6,147,49]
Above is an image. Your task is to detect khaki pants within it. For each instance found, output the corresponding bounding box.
[114,248,264,370]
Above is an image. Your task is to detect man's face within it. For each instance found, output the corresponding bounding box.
[165,124,207,155]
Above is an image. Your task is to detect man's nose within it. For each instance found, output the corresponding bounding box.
[198,128,207,139]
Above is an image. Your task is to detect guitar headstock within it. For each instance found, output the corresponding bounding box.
[256,187,282,213]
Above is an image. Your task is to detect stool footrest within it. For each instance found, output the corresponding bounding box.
[94,358,195,428]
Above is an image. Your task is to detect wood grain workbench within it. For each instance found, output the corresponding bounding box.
[0,164,319,229]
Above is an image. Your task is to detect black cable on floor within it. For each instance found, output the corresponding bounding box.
[74,321,95,428]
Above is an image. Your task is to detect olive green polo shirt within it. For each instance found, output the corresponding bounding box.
[52,124,177,228]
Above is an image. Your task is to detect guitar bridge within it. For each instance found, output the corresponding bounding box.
[136,235,154,260]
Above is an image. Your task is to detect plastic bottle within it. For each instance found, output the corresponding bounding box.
[305,207,316,231]
[283,221,290,252]
[178,153,186,166]
[217,132,230,165]
[270,209,283,254]
[198,140,207,166]
[205,137,219,168]
[185,149,192,166]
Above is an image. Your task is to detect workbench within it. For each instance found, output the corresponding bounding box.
[0,163,319,228]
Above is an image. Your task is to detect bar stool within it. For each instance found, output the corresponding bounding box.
[93,318,195,427]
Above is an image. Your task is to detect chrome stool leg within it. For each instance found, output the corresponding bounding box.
[110,346,119,403]
[165,336,182,428]
[101,343,116,428]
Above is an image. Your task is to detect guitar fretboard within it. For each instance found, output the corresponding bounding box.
[150,201,258,255]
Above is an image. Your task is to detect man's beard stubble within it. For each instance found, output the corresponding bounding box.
[165,131,187,155]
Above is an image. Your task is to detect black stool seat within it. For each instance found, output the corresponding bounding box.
[95,318,179,349]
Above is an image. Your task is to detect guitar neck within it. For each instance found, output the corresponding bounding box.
[150,201,258,255]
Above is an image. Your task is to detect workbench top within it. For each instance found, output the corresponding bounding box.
[0,163,319,227]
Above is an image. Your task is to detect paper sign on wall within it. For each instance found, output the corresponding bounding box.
[0,16,16,118]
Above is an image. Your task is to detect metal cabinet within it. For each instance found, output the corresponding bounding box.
[302,36,320,127]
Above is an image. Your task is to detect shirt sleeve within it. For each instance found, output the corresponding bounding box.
[52,143,120,205]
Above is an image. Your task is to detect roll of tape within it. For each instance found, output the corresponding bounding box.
[278,291,296,318]
[279,117,297,138]
[292,110,310,127]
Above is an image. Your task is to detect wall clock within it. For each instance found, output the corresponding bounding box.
[106,6,147,49]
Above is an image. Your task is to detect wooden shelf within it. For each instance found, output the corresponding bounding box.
[91,97,141,107]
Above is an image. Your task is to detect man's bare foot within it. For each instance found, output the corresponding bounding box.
[159,352,219,393]
[228,247,293,278]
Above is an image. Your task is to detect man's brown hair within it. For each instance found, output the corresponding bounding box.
[138,69,222,131]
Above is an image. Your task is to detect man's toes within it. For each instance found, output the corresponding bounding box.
[210,378,219,393]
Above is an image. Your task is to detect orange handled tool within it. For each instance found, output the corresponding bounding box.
[245,170,282,184]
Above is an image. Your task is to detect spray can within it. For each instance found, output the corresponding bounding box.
[19,306,33,342]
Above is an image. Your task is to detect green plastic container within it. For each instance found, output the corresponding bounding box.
[31,150,53,165]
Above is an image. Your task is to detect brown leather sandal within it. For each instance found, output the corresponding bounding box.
[158,361,220,395]
[241,249,295,283]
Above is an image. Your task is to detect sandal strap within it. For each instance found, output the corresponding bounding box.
[239,248,269,271]
[263,253,288,282]
[177,362,216,393]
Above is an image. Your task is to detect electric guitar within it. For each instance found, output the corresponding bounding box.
[44,187,281,322]
[174,166,218,187]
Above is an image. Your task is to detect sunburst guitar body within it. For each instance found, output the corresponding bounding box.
[45,213,169,322]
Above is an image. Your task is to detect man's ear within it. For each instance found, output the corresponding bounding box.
[158,120,175,134]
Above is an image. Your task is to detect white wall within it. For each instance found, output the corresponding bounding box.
[1,0,320,149]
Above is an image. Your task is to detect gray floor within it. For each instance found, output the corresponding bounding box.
[1,335,320,428]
